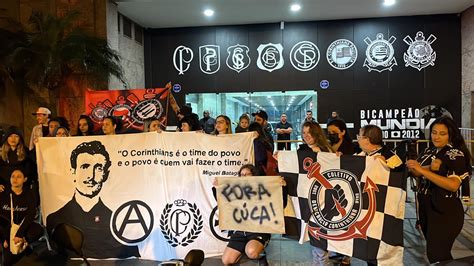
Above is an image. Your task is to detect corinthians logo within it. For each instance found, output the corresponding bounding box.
[226,44,251,73]
[326,39,357,70]
[257,43,284,72]
[304,159,379,241]
[160,199,203,247]
[403,31,437,71]
[363,33,397,72]
[290,41,320,71]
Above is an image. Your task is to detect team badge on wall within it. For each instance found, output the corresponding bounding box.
[257,43,284,72]
[326,39,358,70]
[226,44,251,73]
[290,41,320,71]
[199,45,220,74]
[403,31,437,71]
[363,33,397,72]
[173,45,194,75]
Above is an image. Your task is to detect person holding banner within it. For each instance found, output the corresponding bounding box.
[299,121,333,153]
[235,114,250,133]
[406,116,471,263]
[213,115,233,135]
[0,169,43,265]
[101,116,121,135]
[213,164,287,266]
[298,121,335,265]
[76,115,96,136]
[327,119,357,155]
[143,117,163,132]
[46,140,140,259]
[179,116,201,132]
[357,125,402,169]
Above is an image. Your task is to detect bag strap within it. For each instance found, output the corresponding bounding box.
[10,193,14,224]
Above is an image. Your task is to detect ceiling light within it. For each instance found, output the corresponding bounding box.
[383,0,395,6]
[290,4,301,12]
[203,9,214,17]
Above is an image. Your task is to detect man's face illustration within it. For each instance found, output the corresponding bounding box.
[73,153,108,198]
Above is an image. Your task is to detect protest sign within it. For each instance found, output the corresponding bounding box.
[216,176,285,234]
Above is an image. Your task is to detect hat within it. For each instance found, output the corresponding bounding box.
[251,110,268,120]
[32,107,51,115]
[2,126,24,145]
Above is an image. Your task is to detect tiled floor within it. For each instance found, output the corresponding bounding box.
[16,182,474,265]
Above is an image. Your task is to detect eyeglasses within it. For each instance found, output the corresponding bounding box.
[356,134,367,140]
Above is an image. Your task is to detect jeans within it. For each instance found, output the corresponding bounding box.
[311,246,330,266]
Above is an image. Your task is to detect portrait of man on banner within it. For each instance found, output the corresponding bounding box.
[46,140,140,259]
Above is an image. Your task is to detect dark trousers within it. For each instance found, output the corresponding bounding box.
[277,141,291,151]
[418,193,464,263]
[0,217,44,265]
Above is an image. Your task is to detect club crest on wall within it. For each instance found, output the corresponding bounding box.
[326,39,358,70]
[290,41,320,72]
[199,45,220,74]
[403,31,437,71]
[256,43,284,72]
[173,45,194,75]
[226,44,251,73]
[363,33,397,72]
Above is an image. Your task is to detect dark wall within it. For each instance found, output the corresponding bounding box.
[144,14,461,132]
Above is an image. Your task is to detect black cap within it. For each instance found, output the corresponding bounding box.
[2,126,24,145]
[251,110,268,120]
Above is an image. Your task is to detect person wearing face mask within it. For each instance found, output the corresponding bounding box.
[327,119,356,155]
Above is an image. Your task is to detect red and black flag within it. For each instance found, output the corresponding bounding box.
[279,151,406,264]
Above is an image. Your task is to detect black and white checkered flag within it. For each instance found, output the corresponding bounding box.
[279,150,405,264]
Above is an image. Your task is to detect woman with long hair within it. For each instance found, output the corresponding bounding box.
[407,116,471,263]
[76,115,95,136]
[297,121,335,265]
[299,121,333,153]
[0,127,36,189]
[213,115,232,135]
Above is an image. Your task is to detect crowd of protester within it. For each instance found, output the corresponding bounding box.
[0,105,470,265]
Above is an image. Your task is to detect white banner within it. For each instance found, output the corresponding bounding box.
[37,132,255,260]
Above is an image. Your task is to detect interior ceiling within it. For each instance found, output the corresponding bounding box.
[115,0,473,29]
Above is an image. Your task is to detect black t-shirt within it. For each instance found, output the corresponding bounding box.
[46,196,140,259]
[0,188,37,238]
[275,122,292,140]
[418,145,469,192]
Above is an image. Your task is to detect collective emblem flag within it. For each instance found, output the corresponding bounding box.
[279,151,405,264]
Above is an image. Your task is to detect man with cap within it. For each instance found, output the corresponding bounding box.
[29,107,51,150]
[252,110,274,151]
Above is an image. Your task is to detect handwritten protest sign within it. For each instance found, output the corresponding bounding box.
[216,176,285,234]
